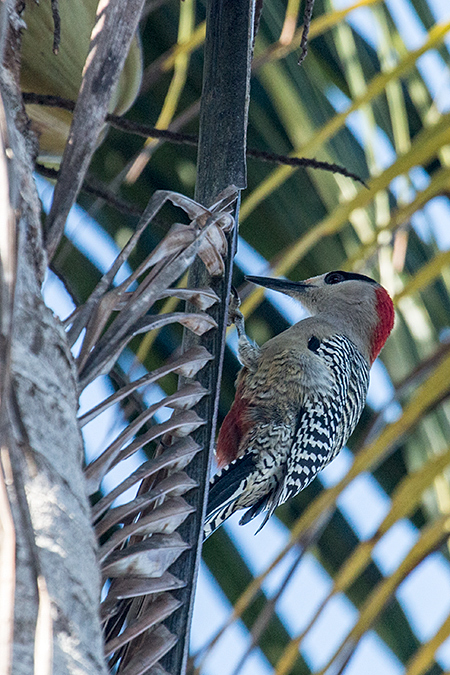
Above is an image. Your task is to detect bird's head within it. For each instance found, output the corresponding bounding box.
[246,270,395,364]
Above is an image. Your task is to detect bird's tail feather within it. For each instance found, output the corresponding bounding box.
[204,453,256,539]
[204,500,239,540]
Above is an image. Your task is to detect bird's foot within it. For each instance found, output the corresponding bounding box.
[228,286,260,367]
[228,286,245,333]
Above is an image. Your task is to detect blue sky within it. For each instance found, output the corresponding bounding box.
[40,0,450,673]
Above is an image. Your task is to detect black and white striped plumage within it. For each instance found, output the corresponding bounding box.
[204,271,394,540]
[280,335,369,504]
[205,335,369,539]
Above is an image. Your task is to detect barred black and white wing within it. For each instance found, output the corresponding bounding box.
[279,334,369,505]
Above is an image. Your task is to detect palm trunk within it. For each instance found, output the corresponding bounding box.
[0,5,106,673]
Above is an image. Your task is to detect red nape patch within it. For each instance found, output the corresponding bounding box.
[370,287,395,363]
[216,389,252,468]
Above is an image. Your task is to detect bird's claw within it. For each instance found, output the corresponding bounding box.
[228,286,243,327]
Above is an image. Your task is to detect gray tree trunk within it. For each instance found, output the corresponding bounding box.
[0,5,106,674]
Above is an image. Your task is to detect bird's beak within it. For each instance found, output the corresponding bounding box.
[245,275,309,294]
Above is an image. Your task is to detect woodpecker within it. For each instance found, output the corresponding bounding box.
[204,270,395,539]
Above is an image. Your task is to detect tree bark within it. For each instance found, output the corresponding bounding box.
[0,6,107,674]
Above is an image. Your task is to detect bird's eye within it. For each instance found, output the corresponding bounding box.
[324,272,345,285]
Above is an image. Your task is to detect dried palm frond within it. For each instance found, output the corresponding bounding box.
[70,187,237,673]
